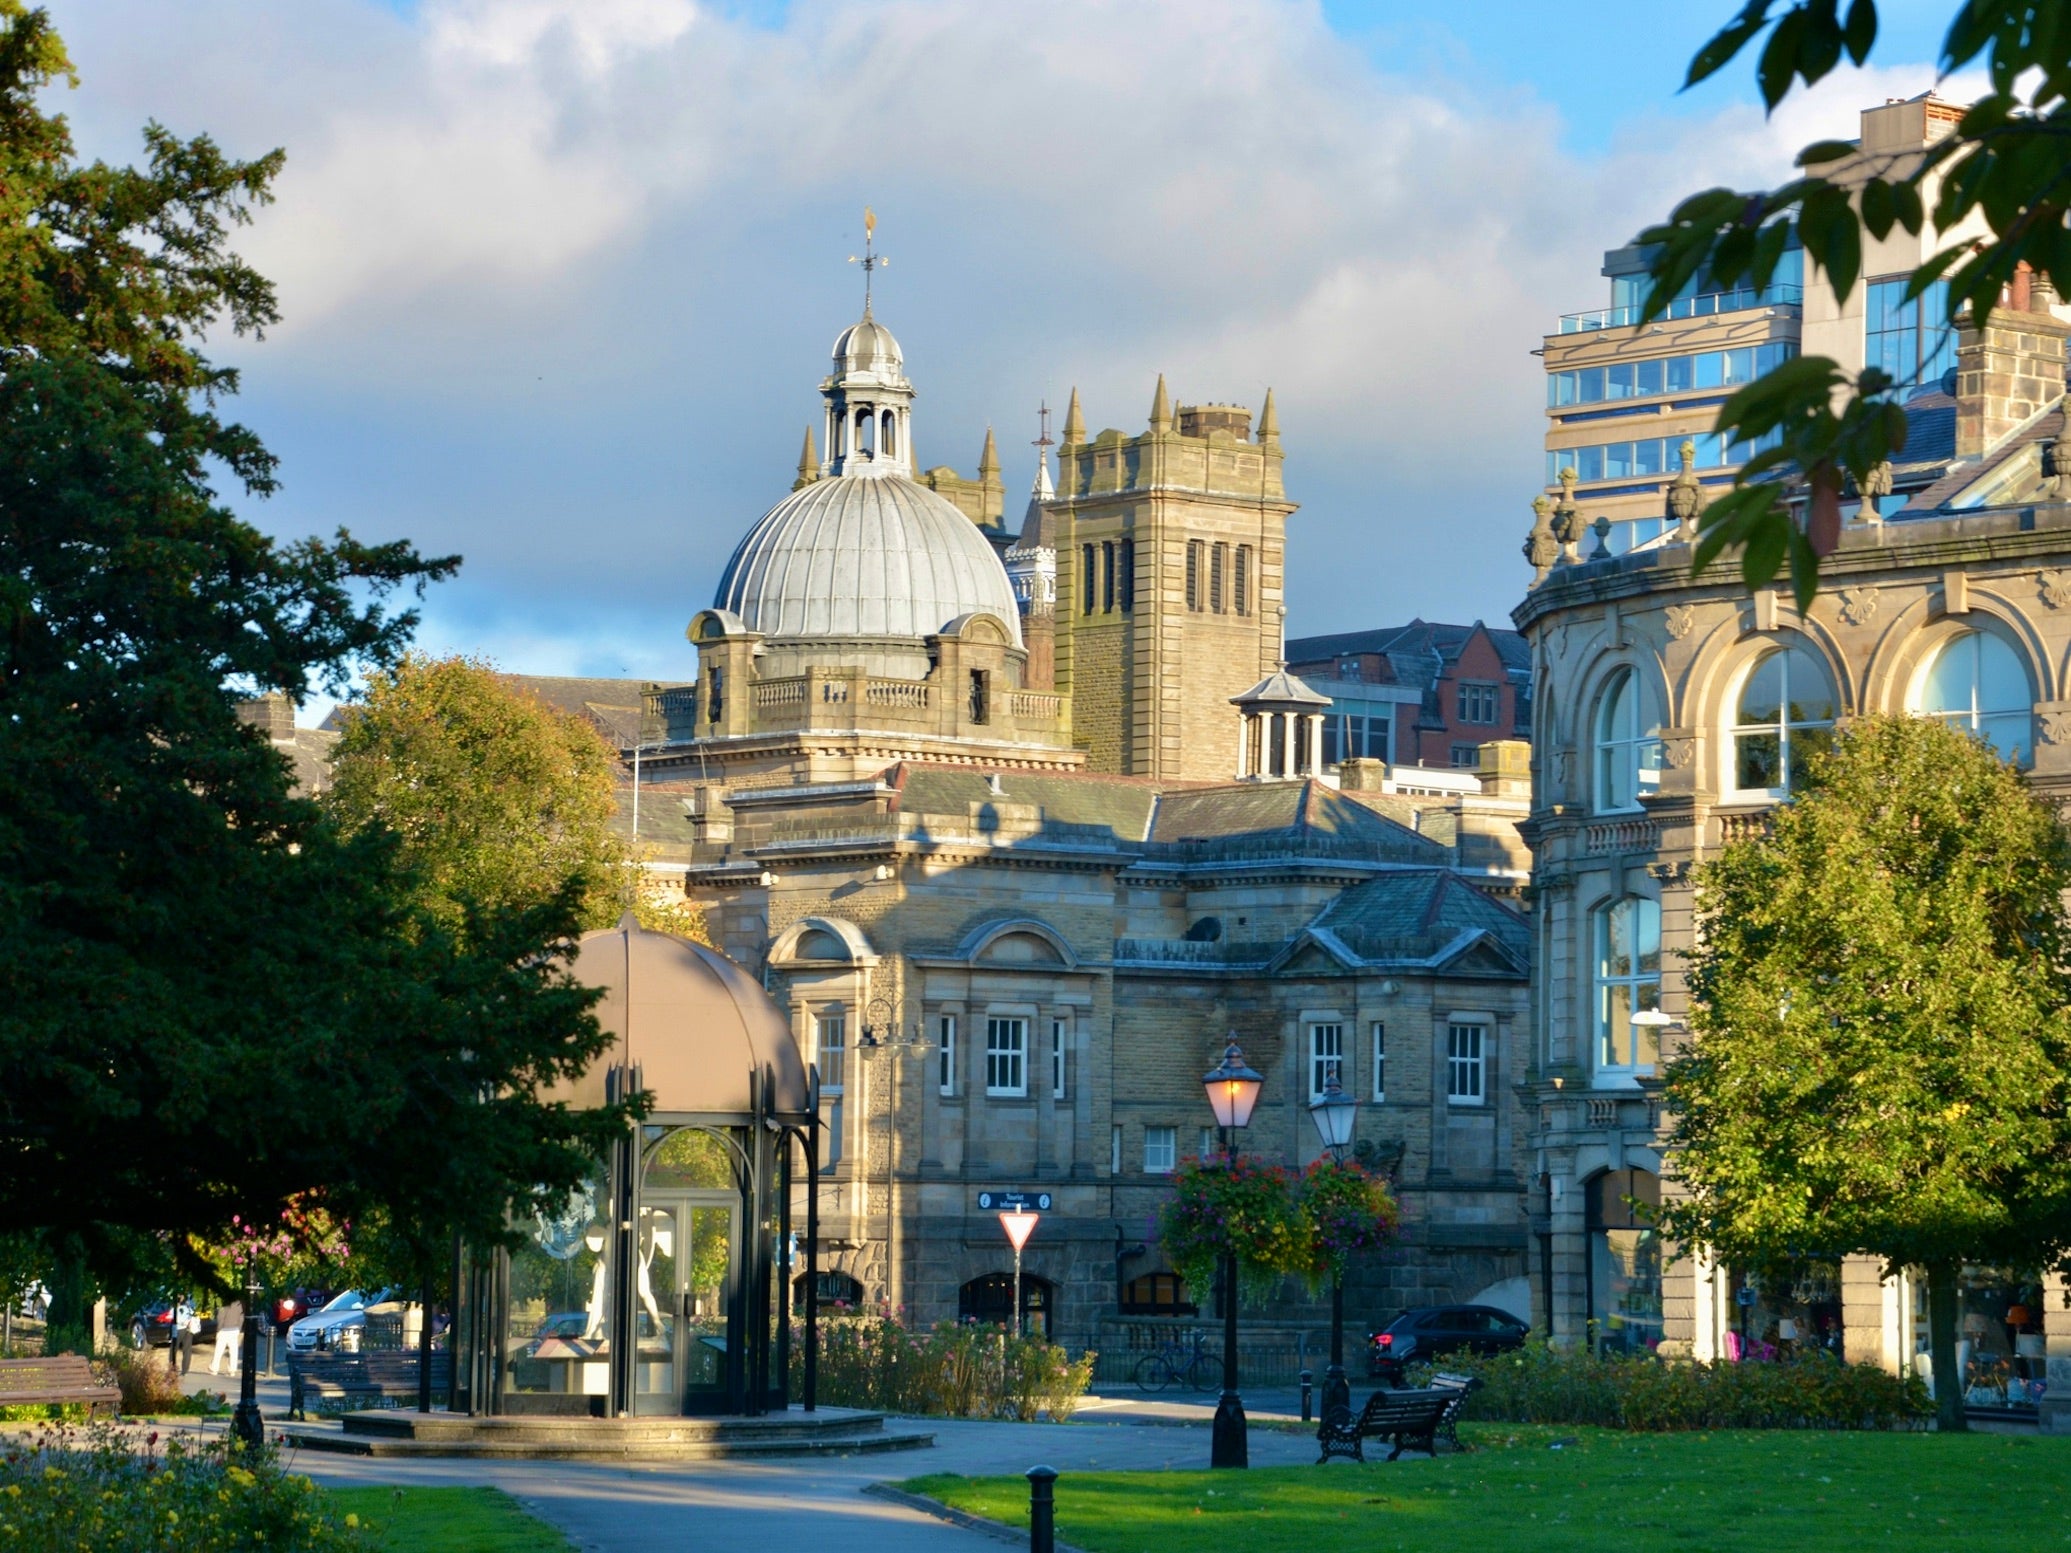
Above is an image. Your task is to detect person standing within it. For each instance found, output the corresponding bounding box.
[170,1295,195,1376]
[209,1298,243,1376]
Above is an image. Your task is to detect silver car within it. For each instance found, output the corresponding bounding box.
[285,1288,397,1352]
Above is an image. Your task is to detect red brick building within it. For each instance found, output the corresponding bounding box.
[1284,619,1531,771]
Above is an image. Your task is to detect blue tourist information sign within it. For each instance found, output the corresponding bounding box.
[975,1190,1053,1212]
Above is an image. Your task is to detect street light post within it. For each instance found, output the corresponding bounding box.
[231,1268,264,1448]
[1306,1073,1359,1422]
[1202,1039,1263,1470]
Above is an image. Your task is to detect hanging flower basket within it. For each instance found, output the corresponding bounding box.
[1298,1158,1399,1288]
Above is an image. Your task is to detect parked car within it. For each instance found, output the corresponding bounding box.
[285,1288,398,1353]
[272,1287,334,1336]
[1367,1304,1529,1382]
[126,1299,218,1351]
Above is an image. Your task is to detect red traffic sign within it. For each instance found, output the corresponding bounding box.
[999,1210,1040,1252]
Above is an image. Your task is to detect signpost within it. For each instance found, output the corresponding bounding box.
[977,1191,1051,1334]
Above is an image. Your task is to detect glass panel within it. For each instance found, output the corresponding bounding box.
[1784,648,1836,723]
[1978,711,2031,763]
[1593,1228,1664,1354]
[1666,355,1694,393]
[1738,651,1785,726]
[1636,358,1664,397]
[634,1204,679,1401]
[1635,438,1664,476]
[1608,363,1636,399]
[1605,442,1633,478]
[1786,724,1832,791]
[684,1207,731,1391]
[1604,993,1632,1070]
[1634,898,1661,974]
[1604,901,1633,977]
[1577,446,1604,482]
[1633,980,1662,1069]
[1737,731,1782,791]
[505,1165,611,1402]
[1922,634,1974,717]
[1695,352,1723,388]
[1578,367,1606,403]
[1976,632,2030,716]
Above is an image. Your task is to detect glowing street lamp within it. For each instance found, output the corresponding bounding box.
[1201,1039,1263,1469]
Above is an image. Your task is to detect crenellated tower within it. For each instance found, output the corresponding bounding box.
[1046,380,1294,778]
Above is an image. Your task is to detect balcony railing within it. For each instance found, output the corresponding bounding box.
[1559,285,1803,334]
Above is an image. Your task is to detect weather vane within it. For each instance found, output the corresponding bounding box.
[847,207,887,317]
[1032,400,1054,455]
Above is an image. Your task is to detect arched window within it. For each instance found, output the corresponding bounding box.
[1731,645,1835,796]
[1120,1271,1196,1316]
[880,408,896,457]
[1594,897,1661,1074]
[792,1269,864,1315]
[1594,669,1662,812]
[959,1272,1051,1338]
[1918,628,2033,763]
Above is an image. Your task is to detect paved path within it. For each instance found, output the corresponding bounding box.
[284,1411,1336,1553]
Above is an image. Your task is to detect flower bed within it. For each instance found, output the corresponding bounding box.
[797,1318,1095,1420]
[0,1424,369,1550]
[1422,1340,1929,1431]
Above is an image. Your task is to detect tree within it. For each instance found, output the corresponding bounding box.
[1641,1,2071,607]
[1662,714,2071,1429]
[326,656,631,937]
[0,4,629,1301]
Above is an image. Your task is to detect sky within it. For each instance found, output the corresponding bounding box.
[50,0,1965,714]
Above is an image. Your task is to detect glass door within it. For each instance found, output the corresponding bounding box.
[631,1192,739,1414]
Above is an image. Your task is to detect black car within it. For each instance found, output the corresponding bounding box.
[1367,1304,1528,1382]
[125,1300,219,1351]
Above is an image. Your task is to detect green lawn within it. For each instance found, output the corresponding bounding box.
[905,1426,2071,1553]
[326,1486,573,1552]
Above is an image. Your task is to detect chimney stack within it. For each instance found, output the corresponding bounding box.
[1955,284,2069,460]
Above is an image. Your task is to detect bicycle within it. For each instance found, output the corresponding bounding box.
[1131,1329,1224,1393]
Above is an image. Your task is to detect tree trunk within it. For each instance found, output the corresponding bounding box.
[1927,1259,1966,1433]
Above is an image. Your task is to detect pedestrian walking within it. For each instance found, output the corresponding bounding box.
[170,1296,196,1375]
[210,1298,243,1375]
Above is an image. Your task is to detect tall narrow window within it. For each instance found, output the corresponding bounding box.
[1082,544,1095,615]
[1595,897,1662,1073]
[1371,1022,1386,1102]
[1446,1023,1485,1106]
[1457,682,1500,724]
[1308,1022,1344,1100]
[1185,541,1203,611]
[1732,645,1835,795]
[1918,628,2033,763]
[1234,545,1251,615]
[1101,541,1116,612]
[1119,539,1135,613]
[706,666,725,724]
[1594,669,1663,812]
[938,1014,958,1096]
[986,1017,1027,1097]
[1110,1125,1122,1174]
[1210,543,1228,613]
[815,1011,847,1095]
[968,669,990,724]
[1051,1018,1068,1099]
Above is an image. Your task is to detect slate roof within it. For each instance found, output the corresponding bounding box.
[891,765,1161,840]
[1146,780,1445,864]
[500,675,650,748]
[1285,619,1531,686]
[1900,402,2065,515]
[1305,868,1529,967]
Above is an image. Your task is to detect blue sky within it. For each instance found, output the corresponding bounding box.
[53,0,1958,706]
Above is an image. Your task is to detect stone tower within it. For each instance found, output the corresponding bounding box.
[1047,379,1293,778]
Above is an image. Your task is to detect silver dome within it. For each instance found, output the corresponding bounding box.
[831,315,903,378]
[714,473,1023,645]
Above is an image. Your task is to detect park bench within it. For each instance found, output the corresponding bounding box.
[288,1350,450,1418]
[1427,1371,1483,1452]
[1316,1383,1455,1463]
[0,1355,120,1418]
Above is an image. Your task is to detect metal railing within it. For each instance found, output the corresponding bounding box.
[1559,285,1803,334]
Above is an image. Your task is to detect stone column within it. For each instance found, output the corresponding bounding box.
[2041,1268,2071,1435]
[1840,1255,1899,1373]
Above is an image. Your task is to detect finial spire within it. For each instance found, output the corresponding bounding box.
[1061,387,1085,449]
[794,426,820,490]
[1257,387,1279,447]
[847,206,887,318]
[1149,373,1172,433]
[979,426,1000,479]
[1031,401,1056,499]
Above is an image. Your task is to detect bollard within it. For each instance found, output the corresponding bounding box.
[1299,1367,1313,1423]
[1026,1465,1058,1553]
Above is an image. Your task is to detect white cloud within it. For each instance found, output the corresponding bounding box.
[51,0,1959,667]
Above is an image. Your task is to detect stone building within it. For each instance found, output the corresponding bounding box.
[583,294,1536,1346]
[1286,619,1533,771]
[1514,274,2071,1429]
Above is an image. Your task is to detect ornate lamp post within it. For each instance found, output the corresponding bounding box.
[1202,1039,1263,1469]
[1306,1072,1359,1420]
[231,1266,264,1448]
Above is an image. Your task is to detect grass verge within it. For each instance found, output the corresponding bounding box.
[904,1425,2070,1553]
[325,1485,573,1552]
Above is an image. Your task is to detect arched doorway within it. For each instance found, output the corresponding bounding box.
[1585,1168,1662,1354]
[792,1270,863,1315]
[635,1126,746,1416]
[960,1272,1052,1339]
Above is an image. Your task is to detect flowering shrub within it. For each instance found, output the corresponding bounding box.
[0,1424,371,1550]
[1423,1340,1929,1431]
[797,1318,1095,1420]
[1159,1155,1399,1299]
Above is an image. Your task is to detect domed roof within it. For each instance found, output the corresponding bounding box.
[832,313,903,378]
[714,472,1023,644]
[546,918,810,1117]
